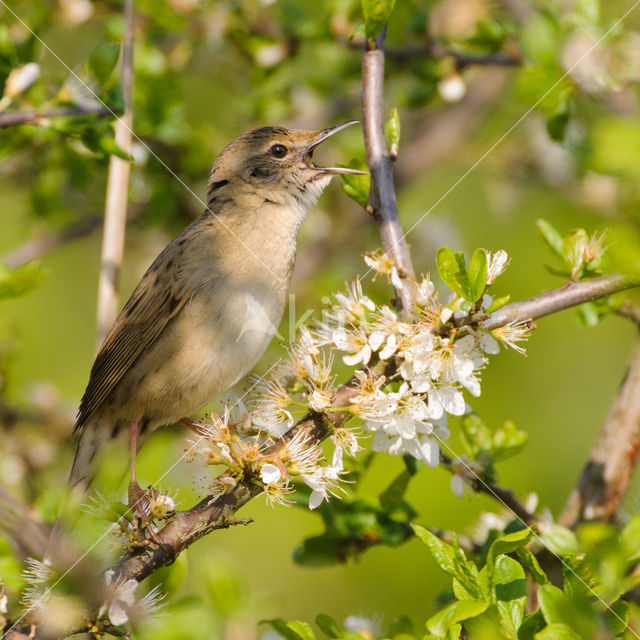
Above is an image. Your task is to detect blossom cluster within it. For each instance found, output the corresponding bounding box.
[188,249,529,510]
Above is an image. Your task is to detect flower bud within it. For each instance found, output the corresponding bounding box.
[4,63,40,98]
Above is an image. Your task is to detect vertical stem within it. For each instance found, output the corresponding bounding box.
[96,0,135,348]
[361,25,415,317]
[560,332,640,527]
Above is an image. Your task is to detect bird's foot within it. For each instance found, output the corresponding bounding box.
[127,482,162,545]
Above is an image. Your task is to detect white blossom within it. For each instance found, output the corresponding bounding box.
[260,463,282,485]
[101,571,138,626]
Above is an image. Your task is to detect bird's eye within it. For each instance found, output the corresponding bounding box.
[270,144,288,158]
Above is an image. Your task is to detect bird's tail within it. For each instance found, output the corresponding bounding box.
[44,422,107,562]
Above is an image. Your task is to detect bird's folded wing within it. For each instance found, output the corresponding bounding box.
[75,240,191,432]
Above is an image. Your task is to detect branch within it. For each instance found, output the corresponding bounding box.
[347,38,522,69]
[361,26,416,317]
[386,43,522,69]
[95,0,135,348]
[480,274,640,330]
[112,380,359,583]
[1,216,103,269]
[560,332,640,528]
[440,453,539,526]
[0,105,118,129]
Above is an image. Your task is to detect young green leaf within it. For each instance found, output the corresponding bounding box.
[541,524,579,557]
[426,599,489,637]
[0,262,47,301]
[493,555,526,637]
[536,219,565,259]
[340,160,370,209]
[385,107,401,156]
[412,525,483,599]
[361,0,396,38]
[88,42,121,85]
[466,248,488,302]
[517,548,549,585]
[436,247,468,300]
[491,421,528,462]
[315,614,339,639]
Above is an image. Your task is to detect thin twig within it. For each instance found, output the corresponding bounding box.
[347,39,523,69]
[560,332,640,528]
[480,274,640,330]
[361,25,416,317]
[95,0,135,348]
[1,216,103,269]
[0,105,118,128]
[440,453,539,526]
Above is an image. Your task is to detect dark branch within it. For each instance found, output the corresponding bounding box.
[0,105,119,128]
[440,453,539,526]
[361,26,416,317]
[560,332,640,528]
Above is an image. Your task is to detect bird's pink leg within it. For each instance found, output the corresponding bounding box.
[127,421,147,514]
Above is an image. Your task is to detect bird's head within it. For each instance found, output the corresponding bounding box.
[207,121,367,208]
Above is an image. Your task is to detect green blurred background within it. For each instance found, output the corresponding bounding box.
[2,0,640,637]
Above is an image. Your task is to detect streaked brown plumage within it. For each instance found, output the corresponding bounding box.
[70,122,365,492]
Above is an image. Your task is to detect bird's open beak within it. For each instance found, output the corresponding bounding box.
[305,121,369,176]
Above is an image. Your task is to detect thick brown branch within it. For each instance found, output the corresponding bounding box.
[0,105,118,128]
[481,274,639,330]
[560,333,640,528]
[361,26,415,317]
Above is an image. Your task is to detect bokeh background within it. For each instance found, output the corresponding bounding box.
[2,0,640,638]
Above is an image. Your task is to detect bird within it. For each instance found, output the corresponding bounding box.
[70,121,366,508]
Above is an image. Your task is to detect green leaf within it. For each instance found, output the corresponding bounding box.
[460,414,493,459]
[316,614,339,638]
[545,89,572,142]
[361,0,396,38]
[494,555,526,637]
[80,123,132,160]
[436,247,468,300]
[413,525,483,599]
[518,610,546,640]
[536,219,565,259]
[385,107,400,155]
[492,421,529,462]
[293,535,341,566]
[389,616,413,636]
[517,548,549,585]
[262,620,316,640]
[487,528,533,571]
[621,514,640,563]
[534,624,582,640]
[340,160,370,209]
[0,261,47,301]
[379,469,412,509]
[485,295,511,313]
[562,228,588,274]
[466,248,488,302]
[541,524,579,557]
[575,302,600,328]
[88,42,120,84]
[607,599,629,637]
[287,621,316,640]
[426,599,489,636]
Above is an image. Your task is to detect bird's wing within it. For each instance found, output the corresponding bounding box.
[75,235,193,432]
